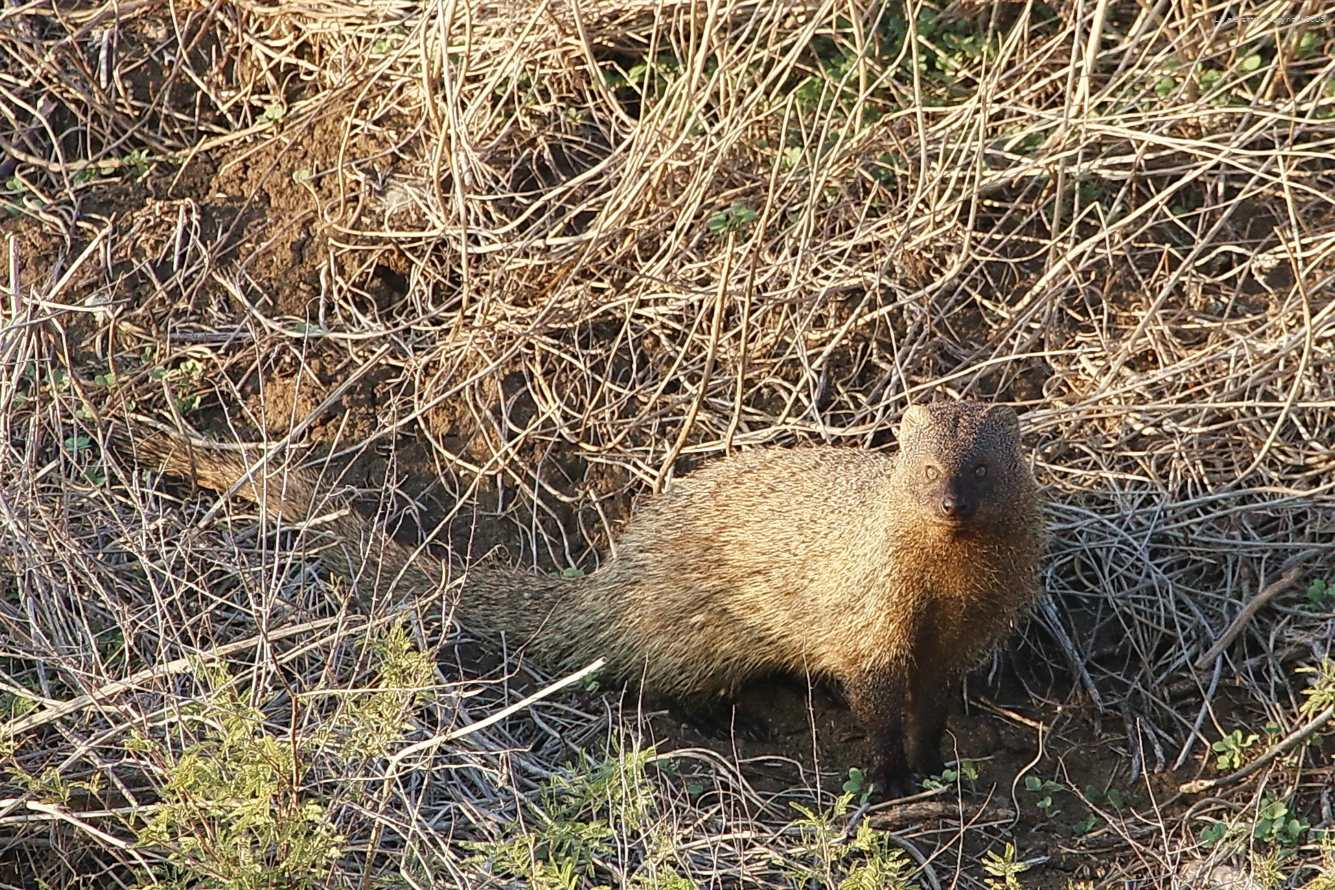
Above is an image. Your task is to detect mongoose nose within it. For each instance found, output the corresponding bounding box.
[940,496,976,521]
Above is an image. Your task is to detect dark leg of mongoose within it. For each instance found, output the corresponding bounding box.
[906,673,955,777]
[843,670,913,797]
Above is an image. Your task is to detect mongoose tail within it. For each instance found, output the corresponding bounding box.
[120,432,572,650]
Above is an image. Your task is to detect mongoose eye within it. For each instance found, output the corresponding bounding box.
[924,465,940,481]
[974,464,988,478]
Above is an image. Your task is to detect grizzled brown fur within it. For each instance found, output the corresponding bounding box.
[123,399,1044,795]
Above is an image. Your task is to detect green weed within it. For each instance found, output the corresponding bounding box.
[784,793,915,889]
[982,842,1029,890]
[1298,658,1335,717]
[328,622,435,760]
[1251,848,1287,890]
[150,357,207,414]
[920,759,979,791]
[1071,814,1098,836]
[1212,728,1259,771]
[1072,784,1128,836]
[1083,785,1127,810]
[61,432,107,485]
[1199,796,1312,853]
[602,53,683,104]
[841,766,874,804]
[1199,818,1230,847]
[706,203,758,236]
[1023,775,1064,818]
[2,174,38,216]
[1305,579,1333,609]
[1252,797,1309,848]
[465,743,659,890]
[132,674,343,889]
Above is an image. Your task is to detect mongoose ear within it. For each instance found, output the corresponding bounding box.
[900,404,934,435]
[987,404,1021,434]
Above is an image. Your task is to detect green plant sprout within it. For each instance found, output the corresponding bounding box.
[1212,729,1259,771]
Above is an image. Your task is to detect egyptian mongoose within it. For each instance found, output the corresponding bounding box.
[124,399,1045,794]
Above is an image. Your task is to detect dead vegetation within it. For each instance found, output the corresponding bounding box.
[2,0,1335,886]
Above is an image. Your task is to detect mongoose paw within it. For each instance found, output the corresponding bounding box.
[731,709,773,742]
[912,751,946,779]
[875,768,919,800]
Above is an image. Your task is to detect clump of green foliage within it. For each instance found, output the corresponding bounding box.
[465,743,665,890]
[783,793,916,889]
[1252,797,1311,848]
[1212,728,1259,771]
[1199,795,1312,852]
[1023,774,1065,818]
[326,621,436,760]
[920,759,980,792]
[1305,578,1334,609]
[129,625,435,889]
[1298,658,1335,717]
[1072,785,1128,837]
[132,669,344,890]
[706,203,759,237]
[982,842,1029,890]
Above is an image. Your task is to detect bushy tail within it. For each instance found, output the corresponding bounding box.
[116,429,572,648]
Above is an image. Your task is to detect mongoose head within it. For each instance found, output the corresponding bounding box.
[894,401,1028,533]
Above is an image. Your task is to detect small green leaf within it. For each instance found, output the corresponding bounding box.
[63,435,92,455]
[1239,54,1262,72]
[1199,820,1227,846]
[842,767,866,795]
[706,203,759,236]
[626,62,650,85]
[1296,31,1319,59]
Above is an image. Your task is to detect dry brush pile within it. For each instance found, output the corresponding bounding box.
[2,0,1335,886]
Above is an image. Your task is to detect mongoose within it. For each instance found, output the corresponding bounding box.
[121,399,1044,795]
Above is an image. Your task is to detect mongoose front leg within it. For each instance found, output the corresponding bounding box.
[907,672,955,777]
[844,670,913,798]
